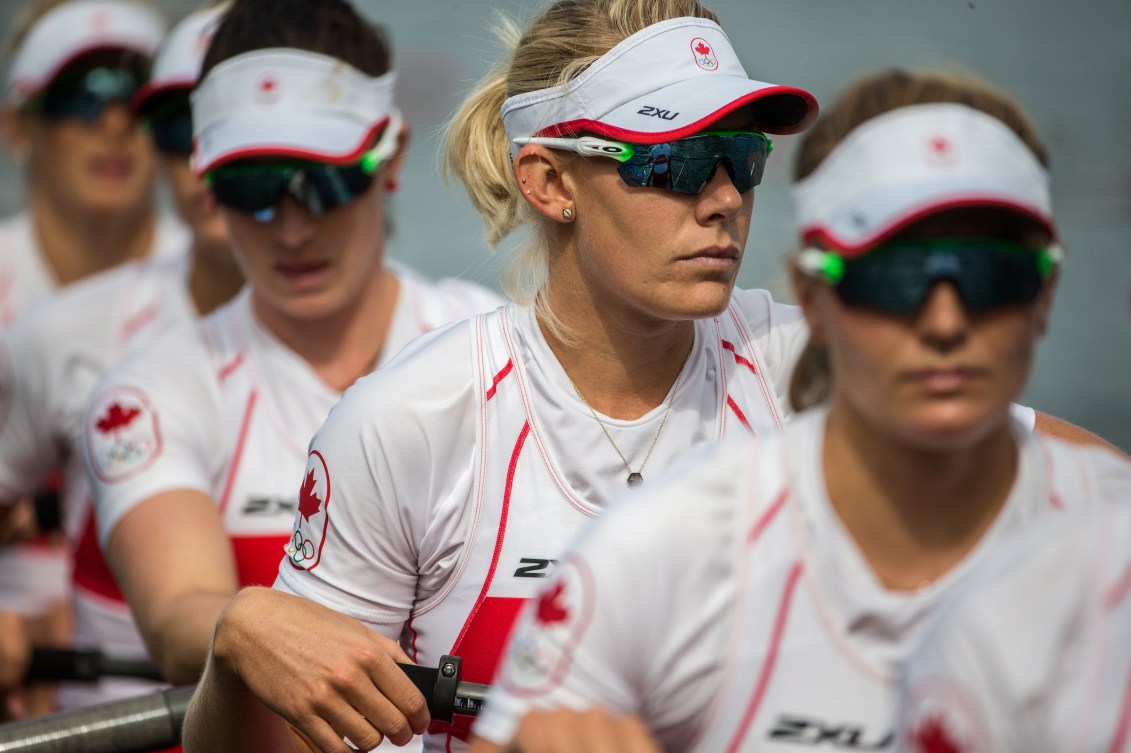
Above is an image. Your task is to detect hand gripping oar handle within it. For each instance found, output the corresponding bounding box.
[397,654,490,722]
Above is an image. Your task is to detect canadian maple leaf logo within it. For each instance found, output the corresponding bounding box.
[536,581,570,626]
[913,716,964,753]
[297,469,322,522]
[95,402,141,434]
[695,41,712,56]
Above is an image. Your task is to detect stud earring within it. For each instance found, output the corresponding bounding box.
[521,178,527,184]
[562,207,574,220]
[526,189,532,195]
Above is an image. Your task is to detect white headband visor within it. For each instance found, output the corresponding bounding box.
[191,49,395,174]
[134,3,228,112]
[7,0,165,107]
[792,103,1055,256]
[501,17,817,159]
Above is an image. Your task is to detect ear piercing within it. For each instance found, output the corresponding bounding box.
[562,207,574,220]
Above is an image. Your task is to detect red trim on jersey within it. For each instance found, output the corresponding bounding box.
[71,501,126,603]
[1108,662,1131,753]
[485,360,514,401]
[406,616,420,663]
[231,533,291,588]
[217,390,258,515]
[217,353,247,383]
[725,561,804,753]
[721,339,758,375]
[747,489,788,545]
[451,421,528,651]
[727,395,753,434]
[1104,557,1131,611]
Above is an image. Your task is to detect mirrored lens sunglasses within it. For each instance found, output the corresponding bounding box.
[797,238,1062,315]
[512,131,772,196]
[30,67,142,123]
[205,117,399,222]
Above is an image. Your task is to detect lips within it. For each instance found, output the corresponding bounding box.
[89,155,134,180]
[904,366,986,393]
[276,259,330,278]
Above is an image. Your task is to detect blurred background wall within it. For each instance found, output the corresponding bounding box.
[2,0,1128,450]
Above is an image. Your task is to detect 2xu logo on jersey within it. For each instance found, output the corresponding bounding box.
[242,496,296,516]
[769,715,893,750]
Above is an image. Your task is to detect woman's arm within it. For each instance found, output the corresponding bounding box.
[183,587,428,753]
[104,489,238,684]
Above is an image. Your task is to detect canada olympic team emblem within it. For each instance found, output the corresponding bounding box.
[498,556,596,697]
[85,387,162,482]
[286,450,331,571]
[690,37,719,70]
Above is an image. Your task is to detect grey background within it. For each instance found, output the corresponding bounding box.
[2,0,1128,451]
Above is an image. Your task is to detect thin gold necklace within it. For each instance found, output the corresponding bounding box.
[567,346,693,488]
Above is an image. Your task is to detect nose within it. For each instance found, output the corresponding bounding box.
[272,197,317,250]
[916,281,970,353]
[95,101,136,138]
[695,161,744,224]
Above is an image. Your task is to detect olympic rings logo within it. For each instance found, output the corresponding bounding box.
[286,530,315,564]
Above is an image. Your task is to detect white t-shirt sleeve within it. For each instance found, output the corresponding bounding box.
[83,333,221,546]
[273,323,480,640]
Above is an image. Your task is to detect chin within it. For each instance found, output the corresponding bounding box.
[897,401,1013,453]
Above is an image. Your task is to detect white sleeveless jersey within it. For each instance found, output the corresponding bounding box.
[474,408,1131,752]
[0,211,189,328]
[274,288,806,752]
[80,270,501,709]
[897,502,1131,753]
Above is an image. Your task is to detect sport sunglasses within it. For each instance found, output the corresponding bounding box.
[30,66,142,123]
[205,115,400,222]
[797,237,1062,315]
[512,131,773,196]
[141,96,192,157]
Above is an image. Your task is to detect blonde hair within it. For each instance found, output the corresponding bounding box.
[442,0,720,329]
[787,69,1051,412]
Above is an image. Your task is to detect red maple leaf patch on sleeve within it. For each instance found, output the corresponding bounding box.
[536,581,570,626]
[913,716,964,753]
[95,402,141,434]
[695,41,712,56]
[297,469,322,522]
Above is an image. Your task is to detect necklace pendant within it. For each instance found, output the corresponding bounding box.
[627,472,643,488]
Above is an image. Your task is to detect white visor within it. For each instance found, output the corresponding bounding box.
[7,0,165,107]
[134,3,229,111]
[792,103,1055,256]
[191,48,395,174]
[501,17,817,159]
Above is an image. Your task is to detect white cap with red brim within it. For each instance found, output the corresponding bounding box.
[6,0,165,108]
[191,48,395,175]
[501,17,818,159]
[134,3,229,112]
[792,103,1056,257]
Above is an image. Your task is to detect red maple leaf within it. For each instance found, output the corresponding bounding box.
[930,136,951,154]
[96,403,141,434]
[535,581,569,625]
[913,716,964,753]
[297,469,322,522]
[260,78,276,92]
[695,41,712,56]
